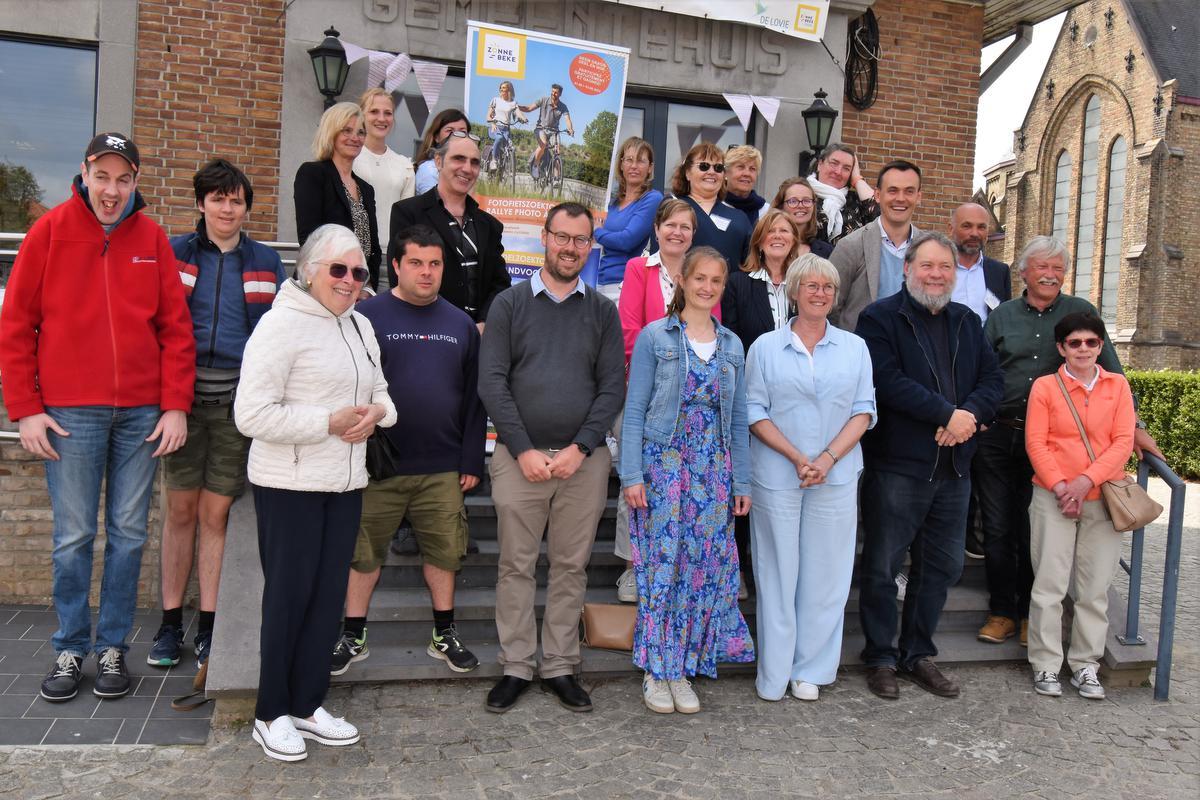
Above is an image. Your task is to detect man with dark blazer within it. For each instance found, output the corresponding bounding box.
[387,134,511,328]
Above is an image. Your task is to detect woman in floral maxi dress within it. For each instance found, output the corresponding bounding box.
[620,246,754,715]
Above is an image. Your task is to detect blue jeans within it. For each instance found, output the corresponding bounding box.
[858,469,969,669]
[43,405,160,656]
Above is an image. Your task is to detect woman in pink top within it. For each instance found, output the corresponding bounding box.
[1024,312,1135,702]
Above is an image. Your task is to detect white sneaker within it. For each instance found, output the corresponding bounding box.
[1070,666,1106,700]
[668,678,700,714]
[895,572,908,602]
[290,706,360,745]
[642,674,674,714]
[1033,670,1062,697]
[616,568,637,603]
[252,716,307,762]
[789,680,819,701]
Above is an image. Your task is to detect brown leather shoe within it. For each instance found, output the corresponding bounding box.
[1019,618,1029,647]
[899,658,960,698]
[866,666,899,700]
[977,615,1017,643]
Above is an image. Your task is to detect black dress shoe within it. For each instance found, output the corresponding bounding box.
[486,676,531,713]
[866,666,900,700]
[541,675,593,712]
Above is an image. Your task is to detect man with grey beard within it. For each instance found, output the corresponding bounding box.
[853,232,1003,702]
[973,236,1162,649]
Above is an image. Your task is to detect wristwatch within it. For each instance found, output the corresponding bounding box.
[1135,419,1148,430]
[573,442,592,456]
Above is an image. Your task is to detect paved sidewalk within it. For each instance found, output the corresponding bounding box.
[0,481,1195,798]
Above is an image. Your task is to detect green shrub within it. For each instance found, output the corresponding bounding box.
[1127,370,1200,481]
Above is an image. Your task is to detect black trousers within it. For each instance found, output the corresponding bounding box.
[253,484,362,722]
[974,425,1035,620]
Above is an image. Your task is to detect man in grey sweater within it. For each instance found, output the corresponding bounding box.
[478,202,624,714]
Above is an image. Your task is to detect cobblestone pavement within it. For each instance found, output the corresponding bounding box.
[1,482,1196,799]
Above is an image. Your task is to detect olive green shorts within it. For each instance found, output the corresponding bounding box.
[352,471,468,573]
[162,401,250,497]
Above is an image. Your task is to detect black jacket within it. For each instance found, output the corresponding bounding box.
[855,286,1003,480]
[982,256,1012,303]
[387,187,511,322]
[721,269,787,356]
[293,160,382,290]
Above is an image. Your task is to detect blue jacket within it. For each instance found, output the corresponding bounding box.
[620,315,750,495]
[172,222,287,370]
[854,286,1003,480]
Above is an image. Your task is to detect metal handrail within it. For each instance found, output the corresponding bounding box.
[0,232,300,268]
[1117,452,1187,701]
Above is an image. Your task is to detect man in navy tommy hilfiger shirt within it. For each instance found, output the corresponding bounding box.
[330,224,486,677]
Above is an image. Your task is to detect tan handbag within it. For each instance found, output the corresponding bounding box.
[1055,374,1162,532]
[580,602,636,652]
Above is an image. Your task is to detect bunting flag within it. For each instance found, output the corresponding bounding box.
[367,50,395,88]
[412,60,449,110]
[384,53,412,93]
[341,41,368,65]
[722,93,755,131]
[750,95,781,127]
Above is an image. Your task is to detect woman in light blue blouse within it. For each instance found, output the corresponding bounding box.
[745,253,876,702]
[594,137,663,302]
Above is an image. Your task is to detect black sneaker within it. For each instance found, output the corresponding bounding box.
[427,625,479,673]
[40,652,84,702]
[147,623,183,667]
[93,648,131,698]
[330,630,368,676]
[389,526,420,556]
[194,630,212,668]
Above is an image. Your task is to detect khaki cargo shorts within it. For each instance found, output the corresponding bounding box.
[352,472,468,573]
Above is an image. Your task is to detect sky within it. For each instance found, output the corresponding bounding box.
[974,12,1066,189]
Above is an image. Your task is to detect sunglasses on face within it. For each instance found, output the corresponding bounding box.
[443,130,482,143]
[324,261,370,283]
[1064,337,1102,350]
[694,161,725,173]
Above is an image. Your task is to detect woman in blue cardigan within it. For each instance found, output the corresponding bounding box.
[594,137,663,302]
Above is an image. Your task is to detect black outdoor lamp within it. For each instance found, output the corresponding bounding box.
[798,88,839,175]
[308,26,349,109]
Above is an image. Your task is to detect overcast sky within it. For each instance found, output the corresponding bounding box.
[974,12,1066,189]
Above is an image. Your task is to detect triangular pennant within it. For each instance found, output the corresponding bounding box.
[412,60,450,111]
[722,93,754,131]
[367,50,394,89]
[750,96,781,127]
[384,53,412,93]
[341,41,368,65]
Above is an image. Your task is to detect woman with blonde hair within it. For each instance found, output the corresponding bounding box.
[594,137,663,302]
[668,142,752,274]
[621,246,753,715]
[294,102,382,289]
[353,88,415,288]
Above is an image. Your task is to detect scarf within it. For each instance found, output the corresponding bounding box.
[807,174,848,240]
[725,188,766,226]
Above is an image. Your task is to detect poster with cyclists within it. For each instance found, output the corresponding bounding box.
[465,20,630,284]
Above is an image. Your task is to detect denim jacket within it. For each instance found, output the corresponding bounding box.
[620,315,750,495]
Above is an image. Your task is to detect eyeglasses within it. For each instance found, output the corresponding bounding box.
[545,230,593,249]
[339,127,366,139]
[621,157,651,166]
[801,282,836,295]
[784,198,815,208]
[443,130,482,143]
[322,261,370,283]
[1064,336,1102,350]
[694,162,725,173]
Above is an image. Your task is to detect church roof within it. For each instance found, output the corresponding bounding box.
[1125,0,1200,98]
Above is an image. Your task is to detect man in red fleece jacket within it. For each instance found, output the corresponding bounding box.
[0,133,195,703]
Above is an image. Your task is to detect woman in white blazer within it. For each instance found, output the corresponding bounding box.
[235,224,396,762]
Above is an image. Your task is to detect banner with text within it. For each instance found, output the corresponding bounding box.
[465,20,630,284]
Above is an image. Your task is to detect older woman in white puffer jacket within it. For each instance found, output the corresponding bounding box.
[235,224,396,763]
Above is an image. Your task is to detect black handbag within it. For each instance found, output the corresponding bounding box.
[365,429,404,482]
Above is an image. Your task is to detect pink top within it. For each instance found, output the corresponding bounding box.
[617,254,722,365]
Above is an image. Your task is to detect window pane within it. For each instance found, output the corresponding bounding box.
[618,106,645,145]
[1052,152,1072,242]
[0,38,97,227]
[664,102,744,174]
[1074,96,1101,300]
[1100,136,1127,324]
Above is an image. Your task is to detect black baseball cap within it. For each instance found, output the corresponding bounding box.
[85,132,140,172]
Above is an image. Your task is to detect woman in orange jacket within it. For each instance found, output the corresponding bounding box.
[1024,312,1135,701]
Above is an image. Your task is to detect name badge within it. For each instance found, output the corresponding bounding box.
[710,214,731,232]
[985,290,1000,310]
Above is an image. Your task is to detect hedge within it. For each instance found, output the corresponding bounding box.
[1127,370,1200,481]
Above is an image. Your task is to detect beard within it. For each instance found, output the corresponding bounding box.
[906,271,954,313]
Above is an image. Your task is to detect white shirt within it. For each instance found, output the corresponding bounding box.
[749,268,791,331]
[353,146,416,269]
[647,252,677,315]
[688,336,717,362]
[952,253,989,323]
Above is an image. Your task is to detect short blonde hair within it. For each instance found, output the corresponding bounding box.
[724,144,762,171]
[785,252,840,305]
[312,102,365,161]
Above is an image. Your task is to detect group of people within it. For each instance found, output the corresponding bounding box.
[0,88,1162,764]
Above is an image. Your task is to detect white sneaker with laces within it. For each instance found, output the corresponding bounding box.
[642,674,674,714]
[1033,670,1062,697]
[1070,666,1106,699]
[290,706,360,745]
[616,568,637,603]
[253,716,307,762]
[668,678,700,714]
[790,680,819,701]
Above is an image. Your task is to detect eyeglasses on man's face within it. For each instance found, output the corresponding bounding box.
[545,230,593,249]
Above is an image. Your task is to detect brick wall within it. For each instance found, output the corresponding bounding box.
[839,0,983,232]
[131,0,286,240]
